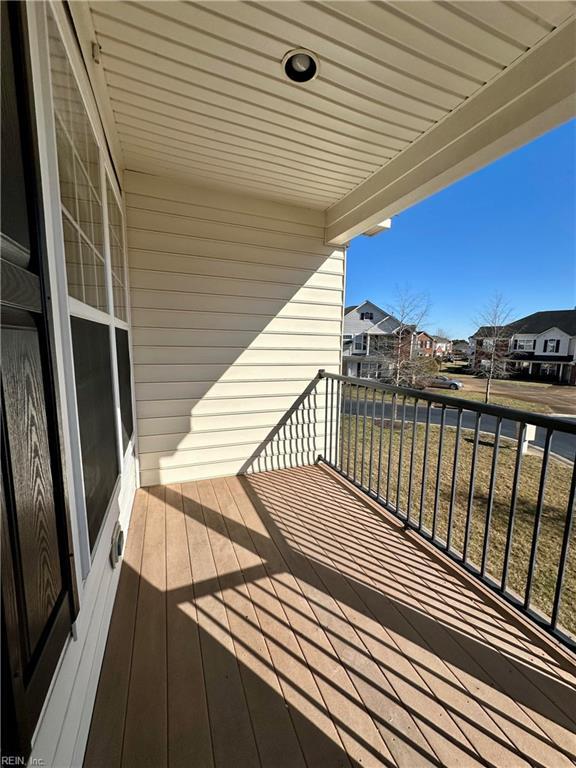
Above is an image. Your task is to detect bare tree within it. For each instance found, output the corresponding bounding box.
[381,286,431,387]
[473,293,514,403]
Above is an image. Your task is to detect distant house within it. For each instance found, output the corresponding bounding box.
[416,331,434,357]
[470,309,576,384]
[469,326,511,371]
[433,336,452,358]
[342,300,415,378]
[451,339,470,358]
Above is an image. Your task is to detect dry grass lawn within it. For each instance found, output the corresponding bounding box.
[338,412,575,638]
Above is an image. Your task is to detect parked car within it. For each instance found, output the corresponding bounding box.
[429,375,463,390]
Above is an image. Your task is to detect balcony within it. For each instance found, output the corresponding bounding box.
[85,376,576,767]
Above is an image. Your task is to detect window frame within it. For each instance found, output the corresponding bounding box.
[544,338,560,353]
[29,1,137,584]
[514,338,536,351]
[354,334,367,352]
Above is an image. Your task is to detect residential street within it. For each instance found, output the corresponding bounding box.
[344,399,576,462]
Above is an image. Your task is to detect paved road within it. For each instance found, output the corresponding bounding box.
[344,399,576,462]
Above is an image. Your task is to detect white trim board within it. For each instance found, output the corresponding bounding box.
[325,18,576,244]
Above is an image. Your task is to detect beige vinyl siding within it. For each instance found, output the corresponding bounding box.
[125,171,343,485]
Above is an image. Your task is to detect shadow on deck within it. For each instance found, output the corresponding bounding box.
[84,464,576,768]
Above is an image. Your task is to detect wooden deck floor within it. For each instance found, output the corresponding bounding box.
[84,465,576,768]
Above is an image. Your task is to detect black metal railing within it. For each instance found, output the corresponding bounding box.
[317,370,576,649]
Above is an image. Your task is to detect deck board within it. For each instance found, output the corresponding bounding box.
[85,465,576,768]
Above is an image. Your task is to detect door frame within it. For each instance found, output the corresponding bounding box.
[1,1,80,756]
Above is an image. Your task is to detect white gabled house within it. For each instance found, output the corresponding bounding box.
[506,310,576,384]
[2,2,576,765]
[342,300,416,378]
[470,310,576,384]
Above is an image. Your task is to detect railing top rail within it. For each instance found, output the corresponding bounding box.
[318,370,576,435]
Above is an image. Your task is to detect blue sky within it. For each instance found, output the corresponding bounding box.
[345,119,576,339]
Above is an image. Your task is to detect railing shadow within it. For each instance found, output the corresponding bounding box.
[238,374,323,474]
[86,471,576,768]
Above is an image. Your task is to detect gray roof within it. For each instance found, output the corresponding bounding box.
[508,310,576,336]
[471,309,576,339]
[372,315,402,334]
[344,305,358,315]
[470,325,511,339]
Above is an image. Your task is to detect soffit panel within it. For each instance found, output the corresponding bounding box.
[89,0,576,209]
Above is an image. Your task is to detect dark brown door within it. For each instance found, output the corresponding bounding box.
[1,3,77,759]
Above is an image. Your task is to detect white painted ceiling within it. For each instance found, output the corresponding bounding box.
[89,1,576,209]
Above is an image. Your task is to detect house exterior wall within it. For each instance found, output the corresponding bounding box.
[344,302,388,335]
[343,302,389,355]
[416,332,434,356]
[125,171,344,485]
[536,327,571,355]
[470,337,510,369]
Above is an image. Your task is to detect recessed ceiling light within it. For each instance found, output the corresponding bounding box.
[282,49,319,83]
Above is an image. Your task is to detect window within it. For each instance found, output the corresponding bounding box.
[514,338,536,351]
[71,317,118,549]
[48,14,106,311]
[544,339,560,353]
[107,179,127,321]
[354,334,367,352]
[115,328,134,452]
[360,312,374,321]
[483,339,495,351]
[47,11,133,555]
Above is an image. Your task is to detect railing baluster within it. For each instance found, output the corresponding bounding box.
[447,408,463,552]
[353,384,360,483]
[323,375,329,460]
[360,386,369,488]
[501,422,526,593]
[396,396,407,515]
[376,391,386,500]
[418,402,432,532]
[386,393,397,506]
[463,412,481,564]
[345,382,352,477]
[407,398,418,524]
[551,461,576,630]
[334,380,342,469]
[481,417,502,578]
[328,376,334,465]
[432,405,446,541]
[368,388,377,494]
[525,428,553,610]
